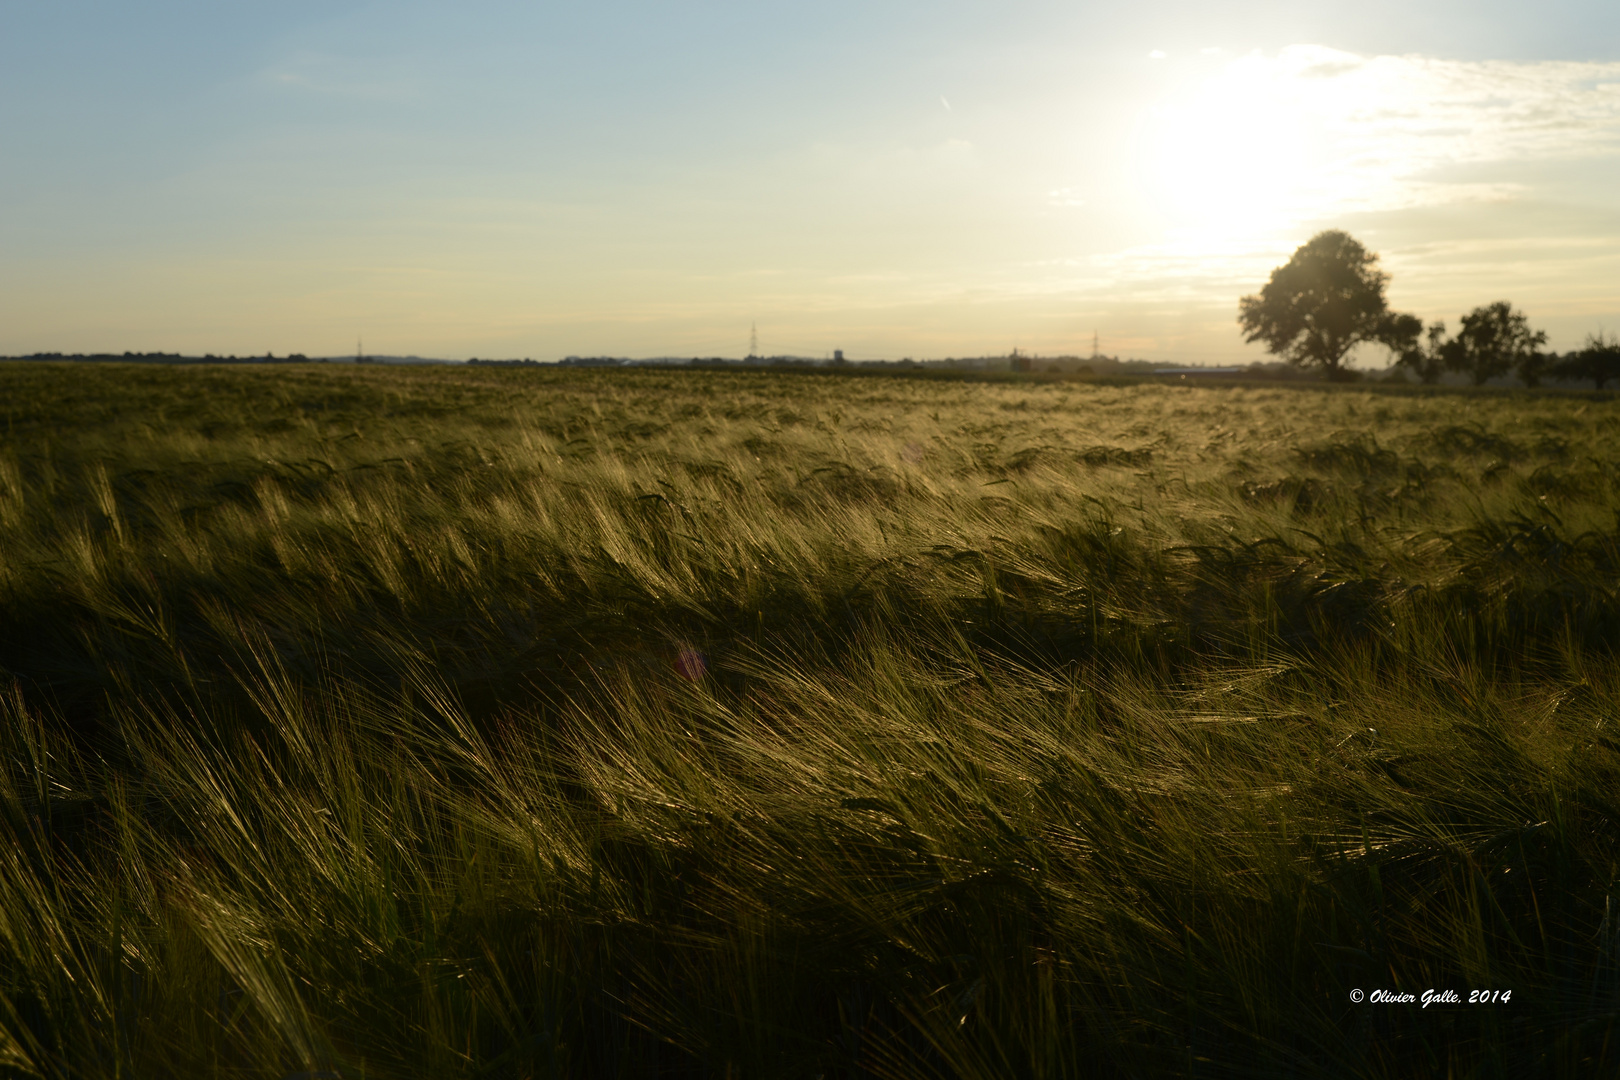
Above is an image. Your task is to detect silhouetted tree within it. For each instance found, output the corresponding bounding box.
[1555,333,1620,389]
[1395,320,1453,385]
[1239,231,1420,381]
[1444,302,1547,386]
[1517,349,1553,388]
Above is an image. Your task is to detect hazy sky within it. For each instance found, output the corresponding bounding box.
[3,1,1618,363]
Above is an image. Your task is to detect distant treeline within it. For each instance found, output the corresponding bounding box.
[550,354,1196,375]
[7,349,1616,387]
[4,351,315,364]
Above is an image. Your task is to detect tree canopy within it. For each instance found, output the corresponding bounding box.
[1555,332,1620,389]
[1239,231,1419,380]
[1395,321,1452,385]
[1445,301,1548,386]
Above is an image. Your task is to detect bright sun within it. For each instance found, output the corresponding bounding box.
[1140,70,1305,235]
[1136,47,1446,243]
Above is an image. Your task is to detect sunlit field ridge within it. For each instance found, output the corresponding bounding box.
[1,363,1618,1077]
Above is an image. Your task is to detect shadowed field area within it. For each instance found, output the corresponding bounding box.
[2,362,1619,1077]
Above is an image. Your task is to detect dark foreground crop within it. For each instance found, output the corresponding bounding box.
[1,363,1618,1077]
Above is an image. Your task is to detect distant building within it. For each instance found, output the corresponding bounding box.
[833,349,846,363]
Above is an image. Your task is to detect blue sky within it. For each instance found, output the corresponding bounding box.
[3,1,1618,361]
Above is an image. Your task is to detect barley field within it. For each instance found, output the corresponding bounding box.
[1,362,1618,1078]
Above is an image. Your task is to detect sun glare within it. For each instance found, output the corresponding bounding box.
[1138,48,1382,241]
[1081,45,1620,306]
[1137,44,1620,250]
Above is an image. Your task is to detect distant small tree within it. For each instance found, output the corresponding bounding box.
[1395,321,1452,385]
[1554,332,1620,389]
[1516,349,1554,389]
[1445,301,1547,386]
[1239,231,1420,381]
[1589,334,1620,389]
